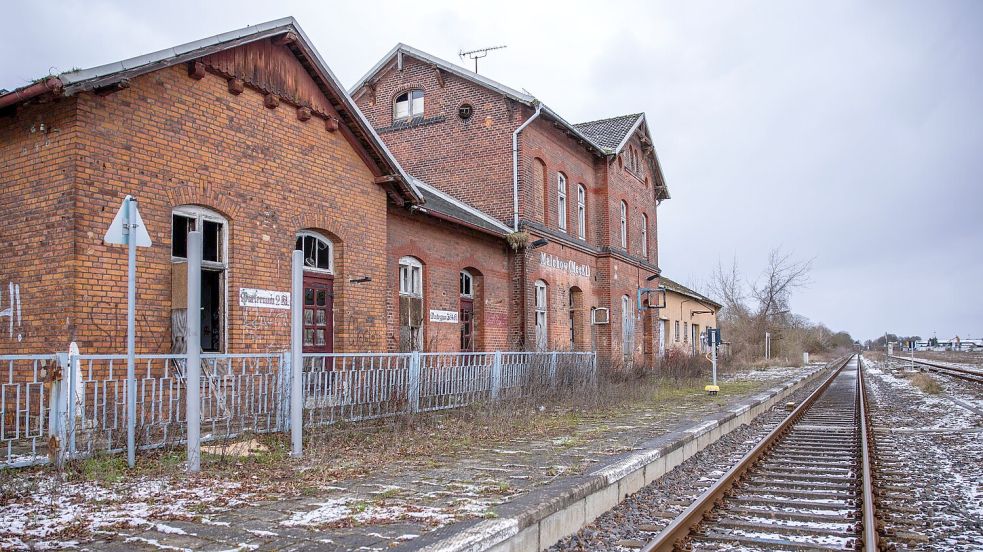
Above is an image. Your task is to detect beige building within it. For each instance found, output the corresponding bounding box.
[657,276,721,355]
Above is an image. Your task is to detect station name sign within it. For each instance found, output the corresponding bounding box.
[239,288,290,309]
[429,309,459,323]
[540,253,591,278]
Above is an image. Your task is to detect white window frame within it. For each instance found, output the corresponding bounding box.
[394,89,424,120]
[674,320,680,342]
[460,270,474,298]
[641,213,648,258]
[557,173,567,232]
[296,230,334,274]
[620,201,628,250]
[171,205,228,352]
[534,280,548,350]
[399,256,423,297]
[577,185,586,239]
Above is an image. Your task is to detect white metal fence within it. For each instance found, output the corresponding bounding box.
[2,349,595,468]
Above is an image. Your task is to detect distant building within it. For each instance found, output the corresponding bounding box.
[657,277,721,356]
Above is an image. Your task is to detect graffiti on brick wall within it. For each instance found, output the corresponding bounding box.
[241,307,288,351]
[0,282,23,341]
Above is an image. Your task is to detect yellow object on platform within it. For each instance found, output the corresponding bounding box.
[705,384,720,395]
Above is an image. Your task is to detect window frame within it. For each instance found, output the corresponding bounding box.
[577,184,586,239]
[399,256,423,298]
[619,200,628,250]
[394,89,424,121]
[534,280,548,349]
[295,230,334,274]
[641,213,648,259]
[557,173,567,232]
[171,205,228,270]
[460,270,474,298]
[621,294,634,355]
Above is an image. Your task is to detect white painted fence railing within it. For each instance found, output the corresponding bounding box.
[1,349,595,468]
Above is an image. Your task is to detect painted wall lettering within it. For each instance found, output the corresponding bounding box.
[539,253,591,278]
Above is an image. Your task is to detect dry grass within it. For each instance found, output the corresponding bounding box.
[909,372,942,394]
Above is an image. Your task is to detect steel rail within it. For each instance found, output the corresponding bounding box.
[640,354,856,552]
[887,354,983,384]
[858,356,880,549]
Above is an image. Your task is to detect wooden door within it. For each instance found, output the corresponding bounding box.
[303,273,333,353]
[459,298,474,352]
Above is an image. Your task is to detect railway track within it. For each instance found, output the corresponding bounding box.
[886,354,983,384]
[640,355,880,551]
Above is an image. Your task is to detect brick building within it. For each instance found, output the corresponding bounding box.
[0,19,423,358]
[352,44,670,361]
[1,18,673,365]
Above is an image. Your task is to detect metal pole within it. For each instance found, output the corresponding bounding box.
[126,197,137,468]
[186,231,202,472]
[290,250,304,457]
[711,331,718,387]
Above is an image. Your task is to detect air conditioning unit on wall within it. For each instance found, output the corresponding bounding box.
[591,307,610,325]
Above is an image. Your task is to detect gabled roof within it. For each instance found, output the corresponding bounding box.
[574,113,644,151]
[412,178,512,236]
[350,43,670,200]
[350,43,607,157]
[0,17,422,205]
[660,275,722,310]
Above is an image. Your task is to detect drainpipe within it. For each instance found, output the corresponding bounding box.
[512,102,542,232]
[0,78,63,110]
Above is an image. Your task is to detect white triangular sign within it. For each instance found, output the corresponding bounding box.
[104,195,152,247]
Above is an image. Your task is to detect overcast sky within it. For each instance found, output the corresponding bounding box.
[3,1,981,342]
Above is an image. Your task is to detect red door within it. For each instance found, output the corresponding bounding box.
[303,273,333,353]
[460,298,474,352]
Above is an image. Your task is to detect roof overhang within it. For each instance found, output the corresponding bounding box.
[0,17,423,205]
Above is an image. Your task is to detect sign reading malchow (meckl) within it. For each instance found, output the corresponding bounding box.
[239,288,291,309]
[540,253,591,278]
[429,309,460,323]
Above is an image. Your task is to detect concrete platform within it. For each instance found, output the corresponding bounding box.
[407,364,829,552]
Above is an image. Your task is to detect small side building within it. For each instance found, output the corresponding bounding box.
[657,276,720,356]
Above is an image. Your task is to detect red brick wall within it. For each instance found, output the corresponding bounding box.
[354,57,520,224]
[0,98,78,354]
[2,45,394,357]
[387,206,512,352]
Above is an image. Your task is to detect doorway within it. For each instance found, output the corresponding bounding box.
[303,273,334,353]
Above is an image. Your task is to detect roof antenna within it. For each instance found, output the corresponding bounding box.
[458,45,507,74]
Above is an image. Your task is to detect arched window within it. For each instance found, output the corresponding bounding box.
[534,280,548,350]
[295,231,333,273]
[557,173,567,232]
[460,270,474,298]
[641,213,648,259]
[399,256,424,351]
[172,205,227,352]
[399,256,423,297]
[460,270,475,351]
[577,185,586,240]
[620,200,628,250]
[394,89,424,120]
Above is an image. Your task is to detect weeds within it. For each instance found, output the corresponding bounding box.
[909,373,942,394]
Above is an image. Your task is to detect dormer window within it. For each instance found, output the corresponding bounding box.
[394,90,424,120]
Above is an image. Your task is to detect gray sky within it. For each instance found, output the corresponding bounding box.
[3,1,981,342]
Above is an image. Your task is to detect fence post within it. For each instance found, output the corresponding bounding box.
[549,351,558,386]
[186,230,202,473]
[490,351,503,399]
[67,346,79,459]
[408,351,421,413]
[49,353,69,468]
[290,249,304,458]
[277,353,289,432]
